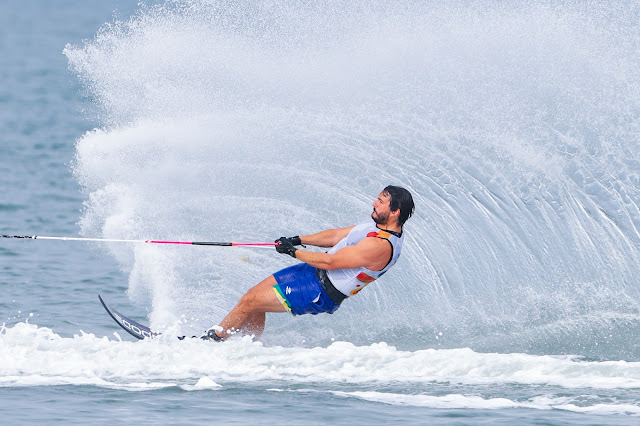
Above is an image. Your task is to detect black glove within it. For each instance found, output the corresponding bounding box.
[275,237,298,258]
[276,236,302,246]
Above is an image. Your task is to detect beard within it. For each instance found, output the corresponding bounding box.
[371,209,389,225]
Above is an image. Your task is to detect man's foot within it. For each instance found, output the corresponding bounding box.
[201,327,224,342]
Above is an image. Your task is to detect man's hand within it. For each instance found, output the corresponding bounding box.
[275,237,298,258]
[289,236,302,246]
[275,236,302,246]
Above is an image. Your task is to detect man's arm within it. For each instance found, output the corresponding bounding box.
[294,237,390,271]
[299,226,355,248]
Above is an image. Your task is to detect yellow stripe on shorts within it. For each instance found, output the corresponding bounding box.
[272,284,292,314]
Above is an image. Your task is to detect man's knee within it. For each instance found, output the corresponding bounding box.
[236,276,278,312]
[237,288,262,311]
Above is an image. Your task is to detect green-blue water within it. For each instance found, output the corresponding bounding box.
[2,1,640,424]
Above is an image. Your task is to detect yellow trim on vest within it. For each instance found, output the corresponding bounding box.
[375,230,392,239]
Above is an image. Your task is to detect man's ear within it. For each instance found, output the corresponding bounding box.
[390,208,401,221]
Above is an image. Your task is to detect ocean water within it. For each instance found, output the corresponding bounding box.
[2,0,640,424]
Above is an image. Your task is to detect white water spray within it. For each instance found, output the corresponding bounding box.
[65,0,640,358]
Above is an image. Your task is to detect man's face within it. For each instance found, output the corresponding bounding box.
[371,192,393,224]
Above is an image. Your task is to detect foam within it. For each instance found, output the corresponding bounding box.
[332,391,529,410]
[333,391,640,415]
[3,322,640,392]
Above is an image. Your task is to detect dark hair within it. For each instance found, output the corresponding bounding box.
[383,185,415,227]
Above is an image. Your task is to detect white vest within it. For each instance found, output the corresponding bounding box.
[326,219,404,296]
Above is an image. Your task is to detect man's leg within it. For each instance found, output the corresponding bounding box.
[215,275,286,339]
[242,312,266,339]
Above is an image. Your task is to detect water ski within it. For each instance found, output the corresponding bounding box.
[98,295,216,341]
[98,294,158,340]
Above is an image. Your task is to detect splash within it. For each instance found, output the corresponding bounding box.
[64,0,640,357]
[4,321,640,390]
[5,321,640,416]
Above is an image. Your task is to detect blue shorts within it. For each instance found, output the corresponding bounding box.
[272,263,341,316]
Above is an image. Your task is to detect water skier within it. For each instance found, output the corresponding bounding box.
[203,185,415,341]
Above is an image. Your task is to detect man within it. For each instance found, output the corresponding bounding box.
[203,185,415,341]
